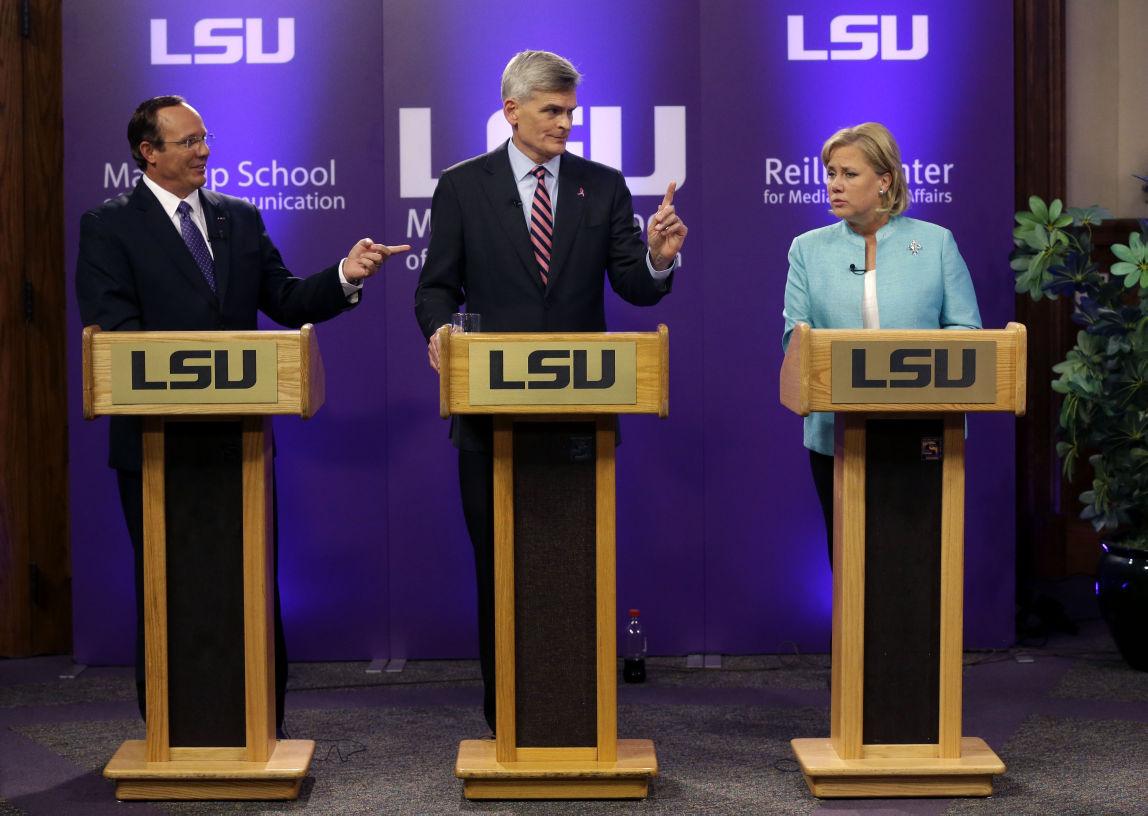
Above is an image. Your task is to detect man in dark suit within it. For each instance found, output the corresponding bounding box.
[414,51,687,733]
[76,95,408,730]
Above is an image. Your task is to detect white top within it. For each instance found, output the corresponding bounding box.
[861,268,880,329]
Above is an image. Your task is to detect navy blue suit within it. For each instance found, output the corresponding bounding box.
[77,180,354,470]
[76,178,355,728]
[414,142,672,730]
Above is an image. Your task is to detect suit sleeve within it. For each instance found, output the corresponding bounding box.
[253,207,354,328]
[415,172,467,340]
[604,172,671,307]
[939,228,982,330]
[782,236,810,351]
[75,211,143,331]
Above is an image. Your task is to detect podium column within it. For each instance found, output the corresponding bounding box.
[84,326,322,800]
[443,327,668,799]
[781,323,1026,798]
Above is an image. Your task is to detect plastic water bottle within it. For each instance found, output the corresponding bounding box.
[623,608,647,683]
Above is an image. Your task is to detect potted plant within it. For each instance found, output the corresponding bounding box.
[1011,196,1148,670]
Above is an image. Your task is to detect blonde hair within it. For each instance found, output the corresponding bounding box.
[821,122,909,217]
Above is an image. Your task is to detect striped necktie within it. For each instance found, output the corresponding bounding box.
[529,165,553,286]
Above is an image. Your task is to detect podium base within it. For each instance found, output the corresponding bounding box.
[455,738,657,800]
[104,739,315,801]
[791,737,1004,798]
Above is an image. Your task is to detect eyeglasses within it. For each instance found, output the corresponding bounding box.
[156,133,215,150]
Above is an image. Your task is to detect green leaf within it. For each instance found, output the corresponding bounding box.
[1048,199,1063,221]
[1025,227,1052,251]
[1068,205,1110,226]
[1029,196,1049,221]
[1112,244,1138,264]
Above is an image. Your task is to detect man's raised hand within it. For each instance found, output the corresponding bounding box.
[647,182,687,271]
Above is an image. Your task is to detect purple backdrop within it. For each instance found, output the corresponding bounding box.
[64,0,1015,665]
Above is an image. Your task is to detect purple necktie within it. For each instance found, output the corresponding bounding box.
[176,200,217,293]
[529,166,553,286]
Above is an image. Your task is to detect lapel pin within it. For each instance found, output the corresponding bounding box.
[578,187,585,197]
[908,239,922,255]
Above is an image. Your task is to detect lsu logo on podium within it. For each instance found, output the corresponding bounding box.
[130,349,258,391]
[830,341,996,404]
[111,342,278,404]
[489,349,617,391]
[468,341,637,406]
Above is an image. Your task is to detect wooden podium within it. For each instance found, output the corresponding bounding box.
[781,323,1026,798]
[82,325,321,800]
[440,325,669,799]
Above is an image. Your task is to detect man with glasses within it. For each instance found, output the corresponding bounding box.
[76,95,409,734]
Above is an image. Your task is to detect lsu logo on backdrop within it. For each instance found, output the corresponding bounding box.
[398,106,686,198]
[787,14,928,61]
[150,18,295,65]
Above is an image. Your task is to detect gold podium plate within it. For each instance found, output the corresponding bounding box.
[111,340,279,404]
[467,340,637,406]
[830,340,997,404]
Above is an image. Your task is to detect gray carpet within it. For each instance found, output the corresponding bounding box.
[0,668,136,709]
[287,660,482,692]
[641,655,830,691]
[945,716,1148,816]
[3,607,1147,815]
[13,703,823,816]
[1051,658,1148,703]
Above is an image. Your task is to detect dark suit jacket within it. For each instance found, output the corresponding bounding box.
[76,180,356,471]
[414,142,673,451]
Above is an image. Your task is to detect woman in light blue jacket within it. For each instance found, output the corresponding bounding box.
[782,122,981,562]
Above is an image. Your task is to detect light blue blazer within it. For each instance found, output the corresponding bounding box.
[782,215,982,456]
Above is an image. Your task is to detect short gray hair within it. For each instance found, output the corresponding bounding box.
[501,50,581,102]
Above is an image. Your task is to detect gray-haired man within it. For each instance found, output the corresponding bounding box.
[415,50,687,733]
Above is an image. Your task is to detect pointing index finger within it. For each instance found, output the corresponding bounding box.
[661,181,677,209]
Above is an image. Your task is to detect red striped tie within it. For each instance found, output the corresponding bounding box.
[529,165,553,285]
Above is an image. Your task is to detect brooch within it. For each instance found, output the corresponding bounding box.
[908,240,922,255]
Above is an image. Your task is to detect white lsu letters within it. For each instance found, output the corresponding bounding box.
[787,14,928,61]
[398,106,687,199]
[150,18,295,65]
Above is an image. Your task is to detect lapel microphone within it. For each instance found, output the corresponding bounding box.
[849,263,867,275]
[510,198,522,208]
[213,215,227,241]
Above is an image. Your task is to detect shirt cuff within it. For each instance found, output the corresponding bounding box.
[646,251,678,281]
[338,258,363,302]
